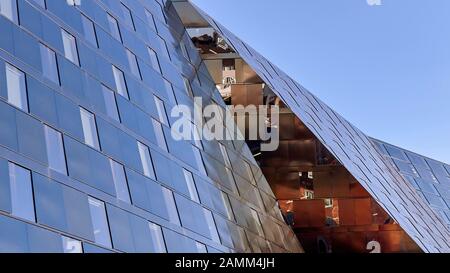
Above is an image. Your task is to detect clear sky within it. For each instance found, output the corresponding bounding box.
[191,0,450,164]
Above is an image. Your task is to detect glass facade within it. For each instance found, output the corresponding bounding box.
[0,0,447,254]
[0,0,302,253]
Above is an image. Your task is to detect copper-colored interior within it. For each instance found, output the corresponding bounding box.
[189,30,421,253]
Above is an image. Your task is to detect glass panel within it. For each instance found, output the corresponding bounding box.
[44,125,67,175]
[153,96,168,125]
[183,169,199,202]
[183,77,193,97]
[147,47,161,73]
[88,197,112,248]
[385,145,408,161]
[8,162,35,222]
[219,143,232,168]
[191,123,203,149]
[39,44,59,84]
[162,187,180,225]
[148,222,166,253]
[80,108,100,149]
[121,3,134,30]
[137,141,155,179]
[193,146,207,175]
[81,14,97,47]
[5,63,28,111]
[109,159,130,203]
[144,9,156,32]
[62,236,83,253]
[61,30,79,66]
[112,65,128,99]
[107,13,121,42]
[180,41,189,60]
[0,0,18,23]
[152,119,167,152]
[101,85,120,122]
[126,49,141,79]
[244,161,257,186]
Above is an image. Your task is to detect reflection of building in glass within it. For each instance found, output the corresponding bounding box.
[172,0,450,253]
[0,0,449,253]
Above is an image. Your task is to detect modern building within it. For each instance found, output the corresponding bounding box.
[0,0,448,253]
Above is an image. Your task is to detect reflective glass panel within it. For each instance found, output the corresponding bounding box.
[44,125,67,175]
[101,85,120,122]
[112,65,128,99]
[8,162,35,222]
[62,236,83,253]
[88,197,112,248]
[81,14,97,47]
[39,44,59,84]
[107,14,121,42]
[80,108,100,150]
[109,159,130,203]
[61,30,79,66]
[137,141,155,179]
[0,0,18,23]
[6,63,28,111]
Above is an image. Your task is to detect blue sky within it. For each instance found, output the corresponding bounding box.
[191,0,450,164]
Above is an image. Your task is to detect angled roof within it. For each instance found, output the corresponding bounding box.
[371,139,450,227]
[181,1,450,252]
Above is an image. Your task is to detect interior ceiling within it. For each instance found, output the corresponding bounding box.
[169,0,450,252]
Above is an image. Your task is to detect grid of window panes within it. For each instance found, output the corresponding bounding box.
[372,139,450,226]
[0,0,301,253]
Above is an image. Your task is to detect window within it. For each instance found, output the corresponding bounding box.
[219,143,232,168]
[81,14,97,47]
[61,30,79,66]
[80,108,100,150]
[153,96,168,125]
[183,169,199,202]
[62,236,83,253]
[191,123,203,149]
[244,161,256,186]
[126,49,141,79]
[147,47,161,73]
[152,119,167,152]
[180,41,189,60]
[137,141,155,179]
[304,190,314,200]
[112,65,129,99]
[88,197,112,248]
[121,3,135,30]
[66,0,80,5]
[44,125,67,175]
[145,9,157,32]
[109,159,130,203]
[193,146,207,175]
[148,222,166,253]
[39,44,59,84]
[163,79,176,104]
[8,163,35,222]
[0,0,18,23]
[107,13,122,42]
[101,85,120,122]
[174,194,219,242]
[183,77,193,97]
[5,63,28,111]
